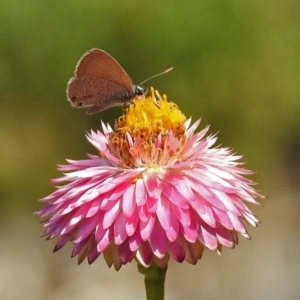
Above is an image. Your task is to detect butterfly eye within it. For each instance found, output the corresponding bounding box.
[135,86,146,95]
[77,101,83,107]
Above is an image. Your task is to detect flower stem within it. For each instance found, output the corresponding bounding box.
[138,263,168,300]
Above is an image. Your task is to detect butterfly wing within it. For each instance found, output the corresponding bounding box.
[73,48,134,89]
[66,48,138,114]
[67,75,135,114]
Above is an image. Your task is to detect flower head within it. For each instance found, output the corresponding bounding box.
[37,88,264,270]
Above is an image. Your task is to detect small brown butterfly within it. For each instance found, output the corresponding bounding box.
[66,48,172,114]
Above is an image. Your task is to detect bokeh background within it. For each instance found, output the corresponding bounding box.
[1,0,300,299]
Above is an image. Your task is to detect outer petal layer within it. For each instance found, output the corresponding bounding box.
[37,119,263,270]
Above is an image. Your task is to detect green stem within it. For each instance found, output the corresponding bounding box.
[138,263,168,300]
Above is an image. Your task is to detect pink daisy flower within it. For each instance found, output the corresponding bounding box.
[37,88,264,270]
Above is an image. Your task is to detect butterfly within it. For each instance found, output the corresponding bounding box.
[67,48,172,114]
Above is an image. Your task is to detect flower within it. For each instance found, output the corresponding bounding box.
[37,88,264,270]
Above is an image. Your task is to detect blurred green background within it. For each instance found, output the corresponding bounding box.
[1,0,300,299]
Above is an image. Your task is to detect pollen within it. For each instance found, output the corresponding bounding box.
[117,88,186,136]
[109,88,187,167]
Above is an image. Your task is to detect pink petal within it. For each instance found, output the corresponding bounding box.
[135,178,146,206]
[168,241,185,262]
[198,223,217,250]
[162,181,189,209]
[122,184,136,217]
[103,201,120,229]
[169,201,191,227]
[129,232,142,252]
[140,215,155,241]
[114,212,128,245]
[156,194,171,230]
[149,220,167,258]
[97,228,112,252]
[74,214,99,243]
[144,171,161,198]
[136,242,153,267]
[125,210,139,236]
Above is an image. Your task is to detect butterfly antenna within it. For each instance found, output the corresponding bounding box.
[139,67,173,85]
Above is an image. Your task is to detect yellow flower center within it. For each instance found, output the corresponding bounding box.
[109,88,187,167]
